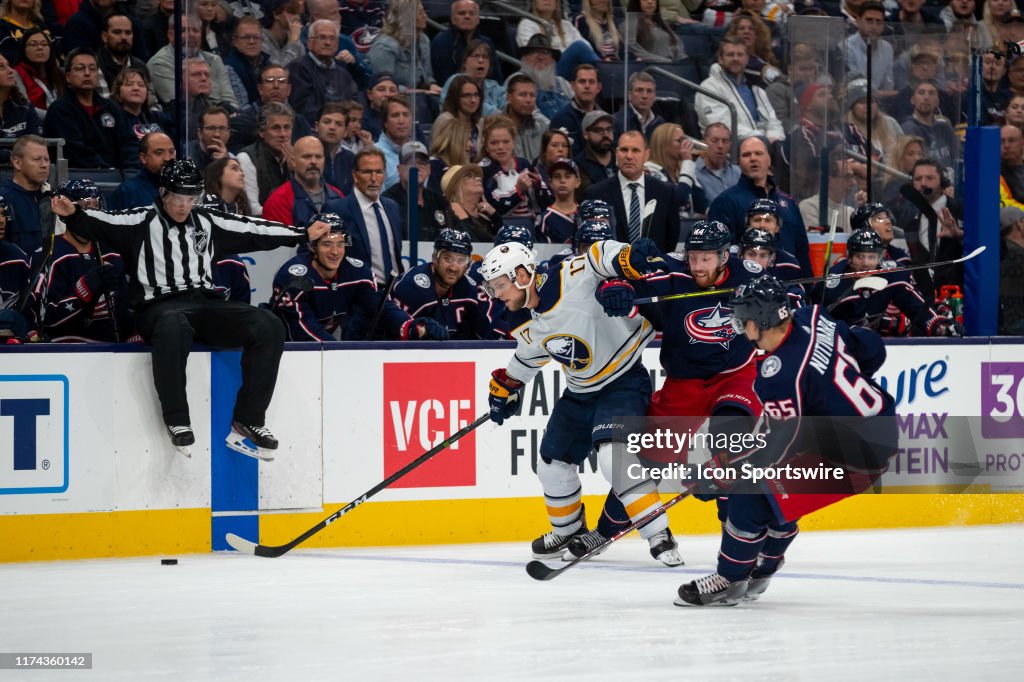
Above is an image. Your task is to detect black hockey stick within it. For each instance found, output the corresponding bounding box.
[363,269,398,340]
[526,488,693,581]
[93,241,120,342]
[226,410,492,557]
[632,246,986,305]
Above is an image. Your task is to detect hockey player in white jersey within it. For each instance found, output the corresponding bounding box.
[480,239,682,564]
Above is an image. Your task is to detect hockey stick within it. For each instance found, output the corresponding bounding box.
[640,199,657,240]
[815,209,839,304]
[526,488,693,581]
[632,246,986,305]
[225,410,492,557]
[92,241,120,342]
[363,269,398,340]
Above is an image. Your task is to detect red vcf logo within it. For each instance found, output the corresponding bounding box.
[383,362,476,488]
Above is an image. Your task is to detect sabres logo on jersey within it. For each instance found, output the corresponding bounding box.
[684,302,736,348]
[542,334,592,371]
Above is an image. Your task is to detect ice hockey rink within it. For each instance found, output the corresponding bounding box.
[2,524,1022,681]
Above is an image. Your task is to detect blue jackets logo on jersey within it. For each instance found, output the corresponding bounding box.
[684,302,737,348]
[542,334,593,371]
[761,355,782,377]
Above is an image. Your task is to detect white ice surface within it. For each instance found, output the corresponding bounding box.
[2,525,1023,681]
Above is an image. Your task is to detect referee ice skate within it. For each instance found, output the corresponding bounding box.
[51,159,331,458]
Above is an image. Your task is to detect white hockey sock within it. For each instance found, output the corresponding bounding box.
[596,442,667,540]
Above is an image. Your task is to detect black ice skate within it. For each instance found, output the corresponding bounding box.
[564,529,610,561]
[226,421,278,461]
[167,425,194,458]
[648,528,684,566]
[744,557,785,602]
[531,504,588,559]
[674,572,748,607]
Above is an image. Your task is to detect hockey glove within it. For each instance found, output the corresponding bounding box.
[488,368,523,425]
[616,238,663,280]
[75,265,120,304]
[410,317,449,340]
[596,279,636,317]
[691,453,737,501]
[929,318,964,337]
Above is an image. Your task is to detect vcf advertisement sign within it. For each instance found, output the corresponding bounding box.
[0,375,69,494]
[383,363,476,488]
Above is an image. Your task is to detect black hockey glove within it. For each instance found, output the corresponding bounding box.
[409,317,449,340]
[75,265,120,304]
[596,279,636,317]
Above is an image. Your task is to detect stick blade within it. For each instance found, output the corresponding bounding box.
[958,245,986,262]
[225,532,258,555]
[525,560,565,581]
[641,199,658,221]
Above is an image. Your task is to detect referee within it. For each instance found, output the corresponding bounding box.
[51,159,330,457]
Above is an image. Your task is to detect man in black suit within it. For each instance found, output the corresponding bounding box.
[324,148,403,286]
[584,131,680,253]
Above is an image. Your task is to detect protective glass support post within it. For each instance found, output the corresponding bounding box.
[962,126,999,337]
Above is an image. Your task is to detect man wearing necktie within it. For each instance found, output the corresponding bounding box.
[584,131,680,253]
[326,148,404,285]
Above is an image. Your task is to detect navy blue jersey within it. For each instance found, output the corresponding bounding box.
[816,259,944,336]
[212,254,251,303]
[772,247,802,282]
[0,240,29,306]
[544,247,574,271]
[27,238,130,342]
[271,253,411,341]
[634,255,762,380]
[392,261,493,340]
[537,206,576,244]
[883,244,911,267]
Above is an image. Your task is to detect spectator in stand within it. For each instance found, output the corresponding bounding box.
[550,63,603,156]
[1,135,51,254]
[442,163,500,242]
[304,0,373,89]
[881,134,924,203]
[709,135,810,275]
[181,57,238,136]
[1001,124,1024,205]
[435,75,484,154]
[186,105,234,171]
[888,46,961,122]
[696,37,784,142]
[368,0,441,101]
[900,80,958,176]
[999,205,1024,334]
[504,73,549,163]
[339,0,386,34]
[110,65,172,141]
[613,71,665,142]
[427,117,473,195]
[538,157,579,244]
[378,95,416,192]
[941,0,989,49]
[361,73,398,141]
[13,27,63,118]
[195,0,231,54]
[108,130,176,210]
[885,0,943,37]
[573,109,617,193]
[315,102,355,196]
[514,35,574,119]
[478,114,540,222]
[432,0,502,85]
[383,141,450,241]
[262,136,346,227]
[147,13,237,107]
[231,64,313,151]
[43,49,139,170]
[787,81,843,200]
[338,101,372,154]
[766,43,820,125]
[223,16,269,108]
[0,54,41,164]
[517,0,601,80]
[0,0,46,63]
[574,0,623,62]
[1006,54,1024,105]
[980,49,1010,126]
[237,100,295,214]
[844,78,902,186]
[695,122,740,205]
[842,2,896,99]
[260,0,305,67]
[1007,95,1024,131]
[982,0,1015,51]
[140,0,173,56]
[645,122,706,218]
[724,9,779,77]
[798,151,858,232]
[537,128,573,186]
[288,19,359,130]
[439,39,504,119]
[623,0,686,63]
[63,0,145,61]
[96,13,148,99]
[205,156,253,215]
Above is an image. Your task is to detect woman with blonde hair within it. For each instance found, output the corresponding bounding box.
[427,117,473,194]
[574,0,623,61]
[645,122,705,217]
[368,0,440,96]
[517,0,601,80]
[882,135,925,203]
[980,0,1013,50]
[0,0,43,62]
[442,163,500,241]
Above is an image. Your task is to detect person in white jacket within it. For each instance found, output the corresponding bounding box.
[695,36,784,143]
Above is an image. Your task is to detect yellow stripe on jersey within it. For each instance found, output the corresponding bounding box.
[579,320,652,385]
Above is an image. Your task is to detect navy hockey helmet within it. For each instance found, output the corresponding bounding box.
[847,228,884,255]
[434,228,473,256]
[729,274,791,332]
[307,212,353,248]
[684,220,732,253]
[573,218,613,253]
[58,178,104,207]
[495,223,534,250]
[199,193,225,210]
[739,227,777,254]
[850,202,891,233]
[159,159,205,195]
[0,193,13,225]
[746,198,781,226]
[579,199,612,222]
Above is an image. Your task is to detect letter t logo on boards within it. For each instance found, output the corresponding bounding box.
[383,363,476,488]
[0,375,69,495]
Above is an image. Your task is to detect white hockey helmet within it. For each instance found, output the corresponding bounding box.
[479,242,537,298]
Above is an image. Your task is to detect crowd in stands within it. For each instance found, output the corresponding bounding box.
[0,0,1021,341]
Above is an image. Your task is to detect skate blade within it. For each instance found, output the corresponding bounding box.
[672,597,741,608]
[655,550,685,567]
[531,549,568,560]
[175,445,192,458]
[226,432,275,461]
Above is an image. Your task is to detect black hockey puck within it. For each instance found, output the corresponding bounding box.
[161,559,178,565]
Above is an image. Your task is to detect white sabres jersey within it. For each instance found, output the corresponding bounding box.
[506,240,654,394]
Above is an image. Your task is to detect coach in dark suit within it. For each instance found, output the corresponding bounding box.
[324,148,404,285]
[584,130,681,253]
